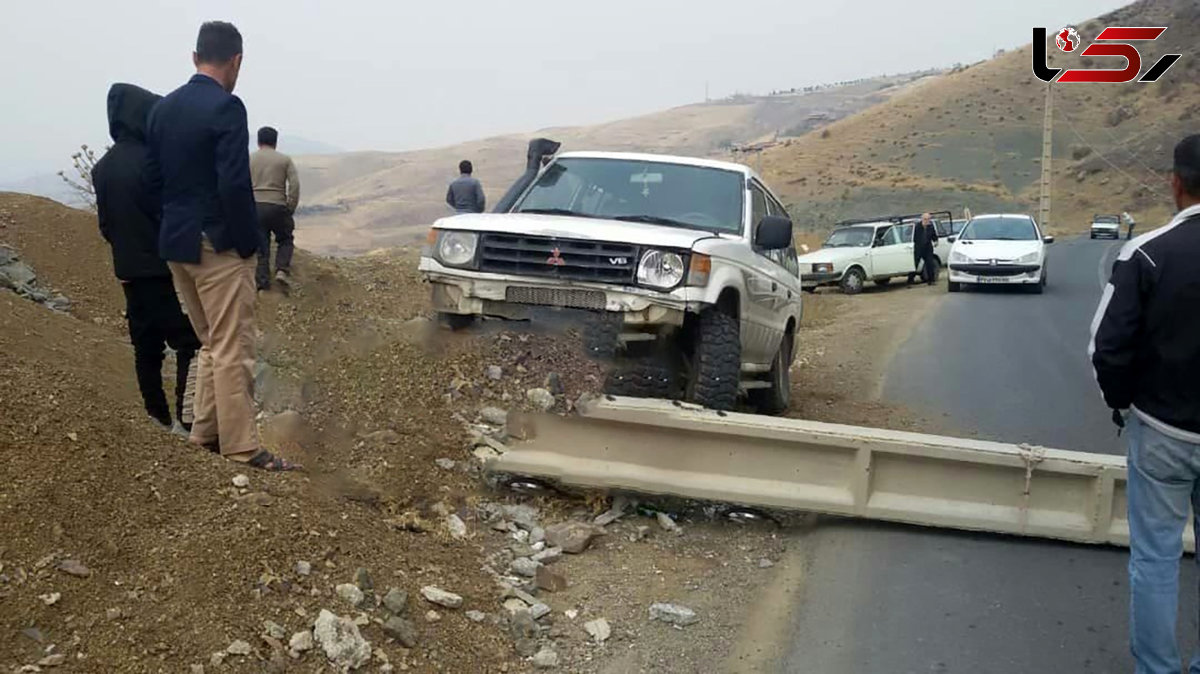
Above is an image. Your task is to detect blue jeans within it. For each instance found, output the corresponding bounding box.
[1127,413,1200,673]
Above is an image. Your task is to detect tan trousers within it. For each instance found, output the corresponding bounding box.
[168,241,260,456]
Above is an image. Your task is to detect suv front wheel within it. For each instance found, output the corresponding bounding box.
[685,309,740,411]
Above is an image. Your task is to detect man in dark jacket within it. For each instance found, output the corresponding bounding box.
[93,83,200,434]
[912,212,939,285]
[446,160,486,214]
[148,21,297,471]
[1090,134,1200,674]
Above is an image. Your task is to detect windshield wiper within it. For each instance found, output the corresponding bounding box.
[612,214,698,229]
[517,208,596,218]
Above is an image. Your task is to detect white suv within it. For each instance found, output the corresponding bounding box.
[418,143,804,414]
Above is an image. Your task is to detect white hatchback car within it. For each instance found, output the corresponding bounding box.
[947,214,1054,294]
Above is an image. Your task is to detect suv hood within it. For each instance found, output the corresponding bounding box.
[953,239,1042,261]
[433,213,721,249]
[796,246,870,265]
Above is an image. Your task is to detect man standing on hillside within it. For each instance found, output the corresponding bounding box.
[250,126,300,291]
[148,21,298,471]
[1091,134,1200,674]
[1122,211,1137,241]
[93,83,200,435]
[446,160,486,214]
[912,212,939,285]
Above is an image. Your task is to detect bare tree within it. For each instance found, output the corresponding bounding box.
[58,144,103,211]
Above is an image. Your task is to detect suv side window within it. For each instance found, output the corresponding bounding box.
[878,226,901,247]
[899,224,914,243]
[749,183,768,233]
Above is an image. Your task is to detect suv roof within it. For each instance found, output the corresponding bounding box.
[555,151,756,178]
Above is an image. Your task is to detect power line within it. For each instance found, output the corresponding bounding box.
[1055,105,1165,195]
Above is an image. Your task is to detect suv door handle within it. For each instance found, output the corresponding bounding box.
[771,281,778,292]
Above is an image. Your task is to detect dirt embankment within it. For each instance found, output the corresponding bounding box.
[1,194,942,673]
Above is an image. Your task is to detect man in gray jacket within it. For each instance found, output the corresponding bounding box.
[250,126,300,290]
[446,160,486,214]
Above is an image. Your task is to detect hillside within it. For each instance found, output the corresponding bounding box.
[293,72,937,254]
[760,0,1199,235]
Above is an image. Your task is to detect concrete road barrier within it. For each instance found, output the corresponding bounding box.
[489,396,1193,552]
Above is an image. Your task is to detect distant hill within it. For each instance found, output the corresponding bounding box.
[292,71,939,255]
[759,0,1199,236]
[0,173,84,209]
[259,134,343,156]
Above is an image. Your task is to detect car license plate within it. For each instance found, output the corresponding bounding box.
[977,276,1011,284]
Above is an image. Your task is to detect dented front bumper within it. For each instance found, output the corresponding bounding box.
[419,258,702,326]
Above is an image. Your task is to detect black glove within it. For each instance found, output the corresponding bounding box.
[1112,409,1126,435]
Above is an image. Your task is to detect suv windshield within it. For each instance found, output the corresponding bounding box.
[514,158,745,234]
[1094,215,1119,223]
[961,216,1038,241]
[824,226,875,248]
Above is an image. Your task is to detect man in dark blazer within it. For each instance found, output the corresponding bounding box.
[148,21,297,471]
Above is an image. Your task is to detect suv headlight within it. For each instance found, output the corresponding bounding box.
[1017,251,1040,265]
[950,250,971,264]
[435,230,478,267]
[637,249,685,289]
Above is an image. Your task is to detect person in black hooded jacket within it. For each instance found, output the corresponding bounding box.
[93,83,200,433]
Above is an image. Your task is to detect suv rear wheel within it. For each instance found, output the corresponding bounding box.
[749,332,792,415]
[685,309,740,411]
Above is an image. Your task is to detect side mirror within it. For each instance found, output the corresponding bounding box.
[947,236,957,244]
[756,215,793,250]
[1043,235,1056,244]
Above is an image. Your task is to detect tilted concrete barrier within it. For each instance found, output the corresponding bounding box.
[489,396,1194,551]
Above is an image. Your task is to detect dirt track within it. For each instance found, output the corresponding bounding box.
[0,193,942,673]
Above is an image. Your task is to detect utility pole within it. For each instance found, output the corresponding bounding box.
[1038,84,1053,229]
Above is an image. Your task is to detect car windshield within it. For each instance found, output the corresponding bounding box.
[514,157,745,234]
[823,226,875,248]
[960,216,1038,241]
[1094,215,1119,223]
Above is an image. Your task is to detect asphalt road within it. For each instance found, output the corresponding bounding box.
[779,236,1199,674]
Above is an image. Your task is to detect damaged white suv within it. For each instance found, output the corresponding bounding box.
[418,140,803,413]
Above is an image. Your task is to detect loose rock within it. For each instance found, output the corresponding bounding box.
[758,558,775,569]
[532,648,559,668]
[382,616,419,648]
[313,609,371,670]
[529,603,551,620]
[226,639,253,656]
[190,665,205,674]
[649,602,699,626]
[424,610,442,623]
[354,567,374,592]
[544,372,565,396]
[105,608,122,621]
[420,586,462,609]
[38,592,61,606]
[263,620,287,640]
[382,587,408,615]
[466,610,487,623]
[38,653,67,667]
[499,504,540,530]
[480,407,509,426]
[486,365,503,380]
[531,547,562,565]
[503,598,530,616]
[446,514,467,539]
[57,559,91,578]
[435,457,456,470]
[336,583,366,608]
[526,388,555,411]
[535,565,567,593]
[585,617,612,643]
[510,557,540,578]
[295,560,312,576]
[231,474,250,488]
[656,512,682,534]
[289,630,314,655]
[545,521,601,554]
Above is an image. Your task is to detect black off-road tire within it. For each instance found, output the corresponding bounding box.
[438,312,476,331]
[685,310,741,411]
[749,333,792,415]
[840,267,866,295]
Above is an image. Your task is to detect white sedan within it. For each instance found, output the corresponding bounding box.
[947,214,1054,294]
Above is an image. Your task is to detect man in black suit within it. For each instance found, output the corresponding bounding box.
[913,212,940,285]
[148,21,297,471]
[93,83,200,435]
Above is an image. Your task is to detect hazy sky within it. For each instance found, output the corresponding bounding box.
[1,0,1129,181]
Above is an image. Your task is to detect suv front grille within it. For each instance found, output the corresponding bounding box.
[478,234,638,284]
[505,287,607,310]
